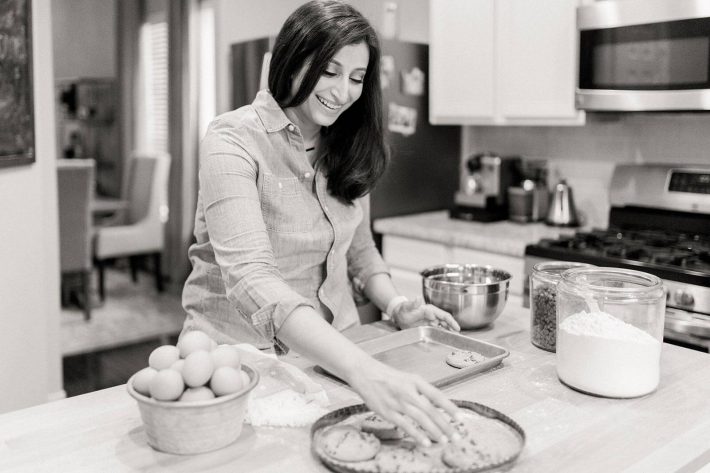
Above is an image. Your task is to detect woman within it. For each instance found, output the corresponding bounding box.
[182,0,462,445]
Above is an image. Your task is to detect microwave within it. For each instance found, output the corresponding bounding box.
[576,0,710,111]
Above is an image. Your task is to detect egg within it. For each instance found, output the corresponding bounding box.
[182,350,214,388]
[148,345,180,370]
[149,369,185,401]
[179,386,216,402]
[177,330,213,358]
[170,359,185,374]
[210,344,241,369]
[210,366,244,396]
[132,367,158,396]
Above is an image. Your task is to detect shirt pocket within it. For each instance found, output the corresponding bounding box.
[261,172,313,233]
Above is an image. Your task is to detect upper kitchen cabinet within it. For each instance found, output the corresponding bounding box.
[429,0,585,126]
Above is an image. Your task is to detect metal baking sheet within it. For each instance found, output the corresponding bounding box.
[318,327,509,388]
[310,400,525,473]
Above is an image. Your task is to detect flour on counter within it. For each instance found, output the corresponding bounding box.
[557,311,662,398]
[246,390,329,427]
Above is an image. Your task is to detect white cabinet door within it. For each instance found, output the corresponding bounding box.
[429,0,584,126]
[497,0,582,122]
[429,0,495,124]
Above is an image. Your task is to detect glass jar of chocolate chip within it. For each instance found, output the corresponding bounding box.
[530,261,595,352]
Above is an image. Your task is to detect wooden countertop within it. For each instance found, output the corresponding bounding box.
[373,211,577,257]
[2,297,710,472]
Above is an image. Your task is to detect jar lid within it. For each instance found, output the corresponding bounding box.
[559,267,664,301]
[532,261,595,283]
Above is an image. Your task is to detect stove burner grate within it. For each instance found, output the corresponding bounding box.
[539,227,710,274]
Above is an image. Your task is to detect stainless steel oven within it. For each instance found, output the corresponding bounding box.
[577,0,710,111]
[524,164,710,352]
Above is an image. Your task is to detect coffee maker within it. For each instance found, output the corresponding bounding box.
[450,152,521,222]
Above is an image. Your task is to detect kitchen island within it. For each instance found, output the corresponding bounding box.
[2,296,710,472]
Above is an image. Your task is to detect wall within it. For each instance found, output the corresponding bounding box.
[464,114,710,228]
[0,0,63,413]
[51,0,116,79]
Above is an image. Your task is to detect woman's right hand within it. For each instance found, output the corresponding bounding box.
[275,307,464,445]
[346,358,464,446]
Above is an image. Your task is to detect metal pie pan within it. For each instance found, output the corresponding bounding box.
[310,400,525,473]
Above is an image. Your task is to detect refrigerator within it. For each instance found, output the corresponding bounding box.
[370,40,459,224]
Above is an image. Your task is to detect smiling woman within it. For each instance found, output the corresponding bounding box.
[180,0,463,448]
[267,1,386,201]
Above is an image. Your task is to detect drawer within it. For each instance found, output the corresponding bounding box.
[382,236,450,272]
[450,247,525,296]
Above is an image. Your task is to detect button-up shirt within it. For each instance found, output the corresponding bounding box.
[182,90,390,352]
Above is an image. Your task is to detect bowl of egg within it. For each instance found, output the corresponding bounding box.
[127,330,259,455]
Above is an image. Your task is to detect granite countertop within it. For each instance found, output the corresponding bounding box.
[373,210,577,257]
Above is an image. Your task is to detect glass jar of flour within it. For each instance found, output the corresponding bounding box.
[556,267,665,398]
[530,261,595,352]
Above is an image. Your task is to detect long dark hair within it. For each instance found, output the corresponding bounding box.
[268,0,387,203]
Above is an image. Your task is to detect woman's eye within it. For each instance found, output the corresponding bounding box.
[323,70,337,78]
[350,77,364,84]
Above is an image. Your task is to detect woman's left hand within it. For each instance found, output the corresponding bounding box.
[392,298,460,332]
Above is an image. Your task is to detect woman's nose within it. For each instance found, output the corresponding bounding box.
[332,76,349,102]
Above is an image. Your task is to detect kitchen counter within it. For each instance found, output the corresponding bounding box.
[2,297,710,472]
[373,210,576,257]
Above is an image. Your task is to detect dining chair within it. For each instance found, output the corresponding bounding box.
[94,152,171,300]
[57,159,95,320]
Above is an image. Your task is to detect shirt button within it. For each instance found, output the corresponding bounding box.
[304,172,312,178]
[330,250,334,257]
[287,124,295,132]
[319,289,324,297]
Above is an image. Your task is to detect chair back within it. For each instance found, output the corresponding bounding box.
[57,159,95,271]
[125,151,170,218]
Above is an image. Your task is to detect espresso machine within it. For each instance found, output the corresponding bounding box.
[450,152,522,222]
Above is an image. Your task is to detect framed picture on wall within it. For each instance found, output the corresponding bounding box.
[0,0,34,168]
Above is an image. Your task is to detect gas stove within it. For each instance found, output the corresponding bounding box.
[524,164,710,351]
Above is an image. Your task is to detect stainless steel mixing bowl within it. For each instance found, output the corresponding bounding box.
[421,264,512,329]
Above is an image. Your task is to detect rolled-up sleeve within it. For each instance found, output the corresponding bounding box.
[346,194,390,296]
[199,121,314,351]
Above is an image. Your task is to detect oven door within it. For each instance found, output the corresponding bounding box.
[577,0,710,111]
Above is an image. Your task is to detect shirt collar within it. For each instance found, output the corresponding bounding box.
[253,90,293,133]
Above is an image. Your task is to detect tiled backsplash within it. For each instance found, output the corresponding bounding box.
[463,113,710,228]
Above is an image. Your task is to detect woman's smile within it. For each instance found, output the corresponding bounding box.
[316,95,343,111]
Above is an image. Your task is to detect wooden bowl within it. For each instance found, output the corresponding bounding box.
[127,362,259,455]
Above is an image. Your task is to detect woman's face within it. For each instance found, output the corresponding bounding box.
[289,42,369,130]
